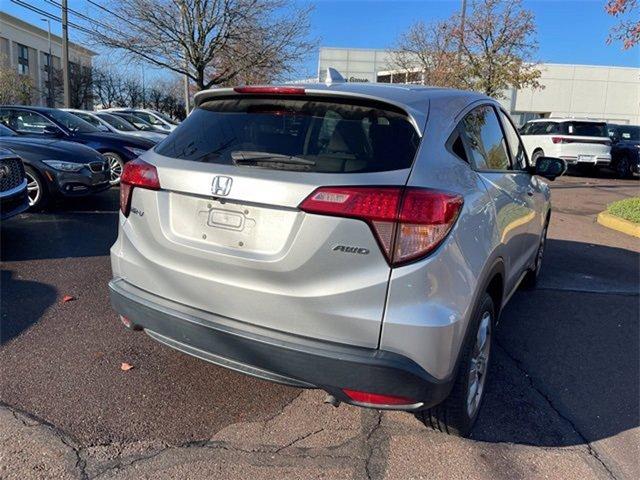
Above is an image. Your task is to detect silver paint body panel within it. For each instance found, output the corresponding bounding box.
[111,84,550,381]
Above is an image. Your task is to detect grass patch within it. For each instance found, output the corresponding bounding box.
[607,197,640,224]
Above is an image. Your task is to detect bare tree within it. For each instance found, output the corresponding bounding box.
[93,68,126,108]
[606,0,640,49]
[390,0,542,98]
[390,20,463,87]
[88,0,315,91]
[50,63,95,109]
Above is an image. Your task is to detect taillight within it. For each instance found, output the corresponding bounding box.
[233,86,306,95]
[119,158,160,216]
[342,388,417,406]
[299,187,463,266]
[552,136,571,144]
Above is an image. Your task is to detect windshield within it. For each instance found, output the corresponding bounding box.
[0,124,17,137]
[152,110,178,125]
[610,124,640,141]
[155,96,420,173]
[116,113,154,131]
[559,122,607,137]
[130,111,164,126]
[97,112,136,131]
[47,109,98,133]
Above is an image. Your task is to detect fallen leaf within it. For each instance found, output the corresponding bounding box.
[120,362,134,371]
[61,295,76,303]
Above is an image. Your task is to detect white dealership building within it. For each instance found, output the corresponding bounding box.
[317,47,640,125]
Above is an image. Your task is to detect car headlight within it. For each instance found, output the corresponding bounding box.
[42,160,84,172]
[125,147,148,157]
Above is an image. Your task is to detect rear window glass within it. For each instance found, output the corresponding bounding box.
[155,96,420,173]
[559,122,607,137]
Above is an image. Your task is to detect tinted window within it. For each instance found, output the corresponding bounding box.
[73,112,101,127]
[499,111,528,169]
[155,97,420,173]
[461,105,510,171]
[7,110,56,134]
[133,111,164,126]
[559,122,607,137]
[97,112,136,131]
[610,124,640,141]
[47,109,97,133]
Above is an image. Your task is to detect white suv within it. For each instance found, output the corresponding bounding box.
[519,119,611,168]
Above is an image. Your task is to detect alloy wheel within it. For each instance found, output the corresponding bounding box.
[466,311,492,418]
[104,154,123,185]
[25,171,40,207]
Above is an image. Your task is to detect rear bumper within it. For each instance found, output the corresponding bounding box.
[109,278,453,410]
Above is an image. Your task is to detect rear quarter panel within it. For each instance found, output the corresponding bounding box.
[379,97,502,380]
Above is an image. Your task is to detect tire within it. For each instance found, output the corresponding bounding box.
[616,156,633,179]
[531,149,544,163]
[417,293,495,437]
[103,152,124,185]
[24,166,49,211]
[523,219,548,289]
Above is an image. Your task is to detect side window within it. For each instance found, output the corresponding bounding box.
[499,111,528,170]
[12,111,56,134]
[461,105,511,171]
[76,112,99,127]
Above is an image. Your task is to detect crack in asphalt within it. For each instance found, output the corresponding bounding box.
[495,341,620,480]
[3,401,89,480]
[364,412,383,480]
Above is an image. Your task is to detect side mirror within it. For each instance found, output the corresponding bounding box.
[43,125,63,136]
[532,156,567,181]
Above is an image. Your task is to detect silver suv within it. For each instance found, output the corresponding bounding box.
[109,81,565,436]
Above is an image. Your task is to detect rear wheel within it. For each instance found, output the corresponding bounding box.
[104,152,124,185]
[616,156,633,179]
[24,166,49,211]
[417,293,494,437]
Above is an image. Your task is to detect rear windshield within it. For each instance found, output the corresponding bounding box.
[155,96,420,173]
[609,124,639,141]
[559,122,607,137]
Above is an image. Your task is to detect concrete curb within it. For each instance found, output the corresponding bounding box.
[597,211,640,238]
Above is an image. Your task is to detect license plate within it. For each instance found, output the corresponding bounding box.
[578,155,595,163]
[207,208,246,231]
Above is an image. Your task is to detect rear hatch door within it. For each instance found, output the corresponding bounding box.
[117,91,423,348]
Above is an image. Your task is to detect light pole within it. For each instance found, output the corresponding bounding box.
[61,0,71,107]
[41,18,54,107]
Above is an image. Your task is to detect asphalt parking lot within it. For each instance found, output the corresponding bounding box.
[1,171,638,480]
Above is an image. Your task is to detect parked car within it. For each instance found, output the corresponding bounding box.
[0,124,110,210]
[109,83,565,437]
[519,118,611,170]
[0,147,29,220]
[108,112,170,136]
[63,109,166,143]
[607,124,639,178]
[0,106,155,185]
[106,108,178,132]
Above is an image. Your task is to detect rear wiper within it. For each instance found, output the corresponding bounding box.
[231,151,316,166]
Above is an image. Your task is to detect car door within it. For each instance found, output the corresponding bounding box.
[460,104,536,293]
[498,109,547,265]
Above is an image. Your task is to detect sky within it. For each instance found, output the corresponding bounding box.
[3,0,639,81]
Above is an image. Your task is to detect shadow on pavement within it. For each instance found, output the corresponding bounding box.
[0,270,58,345]
[472,239,639,448]
[0,193,118,262]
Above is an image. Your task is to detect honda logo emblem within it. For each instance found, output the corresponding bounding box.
[212,176,233,197]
